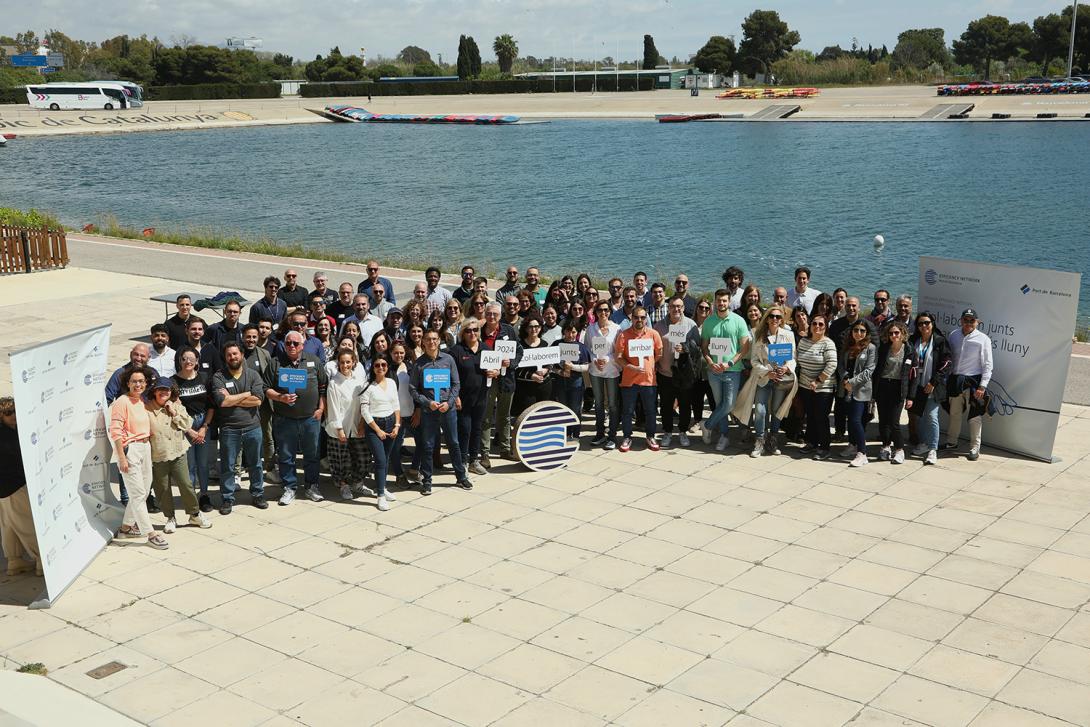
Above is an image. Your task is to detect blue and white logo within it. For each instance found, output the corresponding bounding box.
[513,402,580,472]
[1020,284,1031,295]
[924,269,938,286]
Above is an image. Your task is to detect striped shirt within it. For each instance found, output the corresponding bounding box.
[796,337,838,392]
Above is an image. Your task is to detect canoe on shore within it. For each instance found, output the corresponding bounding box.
[656,113,728,123]
[315,105,521,125]
[717,87,819,100]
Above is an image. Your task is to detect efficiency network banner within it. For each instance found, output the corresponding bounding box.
[9,324,121,608]
[918,257,1081,462]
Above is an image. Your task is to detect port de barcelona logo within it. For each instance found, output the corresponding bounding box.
[513,401,580,472]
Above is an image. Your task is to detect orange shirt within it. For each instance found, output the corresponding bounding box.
[614,327,662,387]
[109,395,151,447]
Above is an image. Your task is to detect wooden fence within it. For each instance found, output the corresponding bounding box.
[0,225,69,274]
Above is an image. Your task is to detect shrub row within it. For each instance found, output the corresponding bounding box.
[146,83,281,101]
[301,76,653,97]
[0,88,29,104]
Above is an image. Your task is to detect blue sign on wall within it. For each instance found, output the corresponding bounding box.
[278,367,308,393]
[11,54,47,67]
[422,368,451,400]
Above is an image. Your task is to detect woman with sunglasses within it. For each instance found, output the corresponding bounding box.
[874,321,919,465]
[451,318,489,474]
[838,321,877,467]
[513,313,555,416]
[908,312,951,465]
[110,368,167,548]
[147,377,211,533]
[360,353,401,511]
[389,342,417,488]
[690,299,715,429]
[585,300,623,449]
[462,293,490,321]
[797,314,838,459]
[733,305,797,457]
[442,299,464,348]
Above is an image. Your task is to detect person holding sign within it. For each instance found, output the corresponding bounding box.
[614,307,663,452]
[265,331,328,505]
[653,295,701,448]
[480,302,520,466]
[700,289,751,452]
[732,306,798,458]
[552,322,591,439]
[585,301,623,450]
[409,330,473,495]
[514,315,557,417]
[451,319,489,475]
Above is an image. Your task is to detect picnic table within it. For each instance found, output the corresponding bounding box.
[151,292,248,321]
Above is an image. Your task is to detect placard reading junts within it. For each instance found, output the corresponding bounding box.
[559,343,582,362]
[513,401,581,472]
[627,338,655,361]
[709,337,735,363]
[422,368,451,399]
[768,343,793,366]
[278,368,308,393]
[518,347,561,368]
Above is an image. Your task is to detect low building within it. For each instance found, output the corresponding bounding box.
[515,68,688,89]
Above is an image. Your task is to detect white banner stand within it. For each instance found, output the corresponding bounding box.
[9,325,123,608]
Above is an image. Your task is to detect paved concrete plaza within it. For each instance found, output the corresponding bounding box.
[2,259,1090,726]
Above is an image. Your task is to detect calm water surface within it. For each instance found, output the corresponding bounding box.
[3,120,1087,326]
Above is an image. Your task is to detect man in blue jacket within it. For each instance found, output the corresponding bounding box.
[410,330,472,495]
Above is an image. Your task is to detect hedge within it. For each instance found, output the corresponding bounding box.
[301,76,654,97]
[146,83,281,101]
[0,88,29,104]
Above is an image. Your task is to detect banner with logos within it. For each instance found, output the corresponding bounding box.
[9,325,121,608]
[918,258,1081,462]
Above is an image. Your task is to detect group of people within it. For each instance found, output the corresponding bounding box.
[87,261,992,551]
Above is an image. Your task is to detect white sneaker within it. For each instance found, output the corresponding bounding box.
[840,445,858,459]
[661,433,673,448]
[340,484,354,500]
[750,442,762,458]
[701,422,713,444]
[264,470,282,484]
[382,489,397,502]
[278,489,295,506]
[715,434,729,452]
[879,446,891,461]
[850,452,869,467]
[678,432,690,447]
[352,483,376,497]
[912,443,929,457]
[892,449,905,464]
[376,496,390,511]
[187,512,212,529]
[163,517,176,534]
[306,487,325,502]
[925,450,937,465]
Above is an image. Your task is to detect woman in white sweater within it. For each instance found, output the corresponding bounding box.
[325,350,372,501]
[361,354,402,511]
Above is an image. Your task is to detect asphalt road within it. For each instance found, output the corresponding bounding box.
[65,234,1090,406]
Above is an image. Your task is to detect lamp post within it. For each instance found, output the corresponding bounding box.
[1068,1,1080,78]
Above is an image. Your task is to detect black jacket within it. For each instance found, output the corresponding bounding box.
[874,342,919,402]
[908,330,952,404]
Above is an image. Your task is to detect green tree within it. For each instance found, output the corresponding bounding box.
[891,28,950,70]
[692,35,736,74]
[413,61,440,76]
[1062,4,1090,72]
[467,36,482,77]
[397,45,431,65]
[15,30,38,53]
[953,15,1031,80]
[374,63,400,78]
[817,45,846,62]
[457,35,470,79]
[642,34,660,69]
[1032,13,1068,74]
[493,33,518,74]
[737,10,801,77]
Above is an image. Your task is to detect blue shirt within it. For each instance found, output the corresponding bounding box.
[249,297,287,325]
[358,276,397,306]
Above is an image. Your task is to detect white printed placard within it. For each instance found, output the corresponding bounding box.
[667,324,688,344]
[709,337,735,363]
[493,340,516,359]
[480,350,505,370]
[590,339,611,359]
[627,338,654,361]
[518,347,561,368]
[559,343,581,362]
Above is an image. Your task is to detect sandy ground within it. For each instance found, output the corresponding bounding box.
[2,86,1089,138]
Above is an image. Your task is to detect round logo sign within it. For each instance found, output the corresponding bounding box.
[513,401,580,472]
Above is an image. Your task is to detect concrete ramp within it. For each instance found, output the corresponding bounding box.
[749,104,802,120]
[920,103,975,120]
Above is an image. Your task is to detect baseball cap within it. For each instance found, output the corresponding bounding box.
[387,307,403,317]
[960,307,978,320]
[152,376,174,390]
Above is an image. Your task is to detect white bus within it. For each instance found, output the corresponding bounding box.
[26,82,144,111]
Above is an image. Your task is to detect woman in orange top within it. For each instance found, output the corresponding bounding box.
[613,306,663,453]
[109,368,168,549]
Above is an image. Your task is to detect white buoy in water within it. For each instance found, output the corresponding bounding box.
[873,234,885,251]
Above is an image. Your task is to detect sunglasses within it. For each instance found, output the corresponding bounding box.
[372,361,388,367]
[291,321,307,327]
[285,274,297,278]
[367,268,379,273]
[919,320,933,326]
[284,341,302,347]
[875,297,888,302]
[768,314,783,320]
[811,322,826,328]
[465,328,479,333]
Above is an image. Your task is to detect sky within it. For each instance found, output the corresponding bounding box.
[8,0,1067,63]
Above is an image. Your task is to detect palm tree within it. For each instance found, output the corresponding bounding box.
[493,34,519,75]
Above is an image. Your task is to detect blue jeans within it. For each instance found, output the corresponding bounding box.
[621,385,657,439]
[590,375,620,437]
[753,383,788,438]
[916,395,940,450]
[555,381,584,437]
[219,426,264,503]
[846,398,868,450]
[389,419,408,476]
[365,415,398,496]
[457,397,486,461]
[273,415,321,492]
[186,411,211,496]
[706,370,741,435]
[418,406,466,484]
